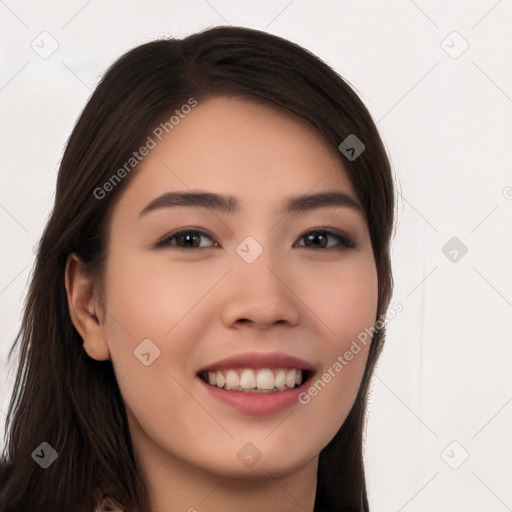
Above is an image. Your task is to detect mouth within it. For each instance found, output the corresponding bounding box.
[197,367,315,393]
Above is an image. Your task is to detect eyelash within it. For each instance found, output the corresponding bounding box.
[155,228,356,251]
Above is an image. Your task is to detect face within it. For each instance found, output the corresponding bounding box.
[86,96,378,481]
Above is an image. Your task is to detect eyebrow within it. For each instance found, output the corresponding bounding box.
[138,190,363,219]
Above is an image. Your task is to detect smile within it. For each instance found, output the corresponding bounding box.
[198,367,314,392]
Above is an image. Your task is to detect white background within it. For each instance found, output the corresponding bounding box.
[1,1,511,510]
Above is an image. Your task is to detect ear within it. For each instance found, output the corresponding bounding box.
[64,253,110,361]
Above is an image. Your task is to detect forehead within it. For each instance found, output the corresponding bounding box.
[113,96,358,217]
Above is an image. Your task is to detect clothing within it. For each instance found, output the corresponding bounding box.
[95,495,125,511]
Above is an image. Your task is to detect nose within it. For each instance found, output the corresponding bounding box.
[220,247,301,330]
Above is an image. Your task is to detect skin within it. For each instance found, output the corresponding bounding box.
[65,96,378,512]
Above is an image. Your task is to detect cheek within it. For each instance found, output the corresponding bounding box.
[102,252,215,348]
[100,252,229,399]
[99,254,208,433]
[293,255,378,428]
[297,253,379,343]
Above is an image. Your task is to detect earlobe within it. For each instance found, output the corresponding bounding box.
[64,253,111,361]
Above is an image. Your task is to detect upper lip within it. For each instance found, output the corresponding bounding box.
[197,351,318,374]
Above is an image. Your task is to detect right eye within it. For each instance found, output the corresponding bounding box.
[155,229,219,250]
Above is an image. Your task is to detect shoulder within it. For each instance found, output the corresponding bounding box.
[95,495,125,512]
[1,461,125,512]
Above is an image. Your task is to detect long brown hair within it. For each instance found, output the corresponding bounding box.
[0,26,394,512]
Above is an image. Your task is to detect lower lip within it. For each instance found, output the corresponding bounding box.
[198,375,313,416]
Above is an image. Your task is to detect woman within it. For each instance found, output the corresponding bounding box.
[0,26,395,512]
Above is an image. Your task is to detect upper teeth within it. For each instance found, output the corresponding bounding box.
[203,368,303,392]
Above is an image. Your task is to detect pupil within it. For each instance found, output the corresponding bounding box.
[306,233,326,248]
[181,234,199,247]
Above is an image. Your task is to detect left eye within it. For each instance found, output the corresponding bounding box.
[294,230,355,250]
[155,229,355,250]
